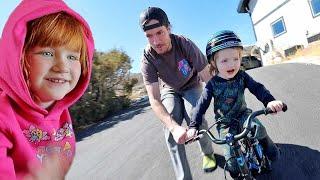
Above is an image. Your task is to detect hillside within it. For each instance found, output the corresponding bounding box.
[130,73,147,99]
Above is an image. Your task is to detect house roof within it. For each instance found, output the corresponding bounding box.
[237,0,250,13]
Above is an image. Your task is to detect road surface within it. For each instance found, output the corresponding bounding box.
[67,63,320,180]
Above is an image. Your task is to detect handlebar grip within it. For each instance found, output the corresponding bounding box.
[266,102,288,114]
[185,134,202,145]
[282,103,288,112]
[185,138,193,145]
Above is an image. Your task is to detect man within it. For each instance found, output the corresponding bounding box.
[139,7,217,180]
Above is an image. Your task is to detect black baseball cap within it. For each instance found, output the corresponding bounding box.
[139,7,170,31]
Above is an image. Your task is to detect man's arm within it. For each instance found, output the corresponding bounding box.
[145,82,178,130]
[198,64,212,83]
[145,82,187,143]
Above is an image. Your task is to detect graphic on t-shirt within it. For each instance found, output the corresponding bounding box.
[23,125,50,143]
[37,145,61,163]
[53,123,73,141]
[178,59,191,77]
[36,146,47,163]
[36,142,73,163]
[64,141,73,157]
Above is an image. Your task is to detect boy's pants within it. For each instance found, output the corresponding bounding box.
[161,87,214,180]
[217,111,279,175]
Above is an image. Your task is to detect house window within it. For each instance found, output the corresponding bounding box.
[309,0,320,17]
[271,17,286,38]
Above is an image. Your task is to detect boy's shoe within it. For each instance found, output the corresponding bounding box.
[202,153,217,172]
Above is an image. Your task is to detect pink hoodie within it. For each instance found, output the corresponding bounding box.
[0,0,94,179]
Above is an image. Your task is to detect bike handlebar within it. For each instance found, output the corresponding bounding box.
[185,103,287,145]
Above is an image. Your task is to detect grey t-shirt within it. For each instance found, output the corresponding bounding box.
[141,34,208,91]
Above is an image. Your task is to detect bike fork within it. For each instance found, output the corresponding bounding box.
[233,143,252,178]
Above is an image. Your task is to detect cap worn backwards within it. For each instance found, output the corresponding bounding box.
[139,7,170,31]
[206,30,243,62]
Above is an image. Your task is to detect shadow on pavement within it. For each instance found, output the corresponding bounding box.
[257,143,320,180]
[75,99,150,142]
[214,144,320,180]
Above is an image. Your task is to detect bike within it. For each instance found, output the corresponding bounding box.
[186,104,287,180]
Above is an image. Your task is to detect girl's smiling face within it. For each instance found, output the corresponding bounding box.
[22,12,88,109]
[214,48,242,80]
[27,46,81,108]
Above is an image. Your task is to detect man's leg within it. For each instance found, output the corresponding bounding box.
[161,88,192,180]
[182,86,216,172]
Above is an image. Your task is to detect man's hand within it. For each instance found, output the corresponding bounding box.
[186,128,197,141]
[267,100,284,113]
[198,65,212,83]
[170,125,187,144]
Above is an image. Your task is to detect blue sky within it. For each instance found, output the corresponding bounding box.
[0,0,255,73]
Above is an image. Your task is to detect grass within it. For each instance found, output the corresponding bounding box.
[285,41,320,60]
[265,41,320,65]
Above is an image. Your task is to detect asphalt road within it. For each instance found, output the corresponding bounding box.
[67,63,320,180]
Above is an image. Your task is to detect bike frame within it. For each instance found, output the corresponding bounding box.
[186,105,287,179]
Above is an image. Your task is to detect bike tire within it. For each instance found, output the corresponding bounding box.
[242,173,255,180]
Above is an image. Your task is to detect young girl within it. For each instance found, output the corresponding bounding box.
[184,30,284,179]
[0,0,94,179]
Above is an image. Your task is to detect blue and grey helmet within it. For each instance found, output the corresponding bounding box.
[206,30,243,62]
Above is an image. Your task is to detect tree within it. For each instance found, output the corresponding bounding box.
[123,78,138,95]
[70,49,133,128]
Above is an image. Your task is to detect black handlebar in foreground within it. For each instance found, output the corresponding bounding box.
[185,103,287,145]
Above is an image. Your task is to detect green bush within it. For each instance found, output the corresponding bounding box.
[70,49,134,129]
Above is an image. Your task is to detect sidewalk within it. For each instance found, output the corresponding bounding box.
[282,56,320,65]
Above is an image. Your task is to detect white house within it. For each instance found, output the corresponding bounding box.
[238,0,320,65]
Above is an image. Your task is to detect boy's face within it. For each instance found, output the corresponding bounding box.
[144,19,172,54]
[26,46,81,108]
[214,48,241,80]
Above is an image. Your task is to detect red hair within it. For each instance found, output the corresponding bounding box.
[22,12,88,82]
